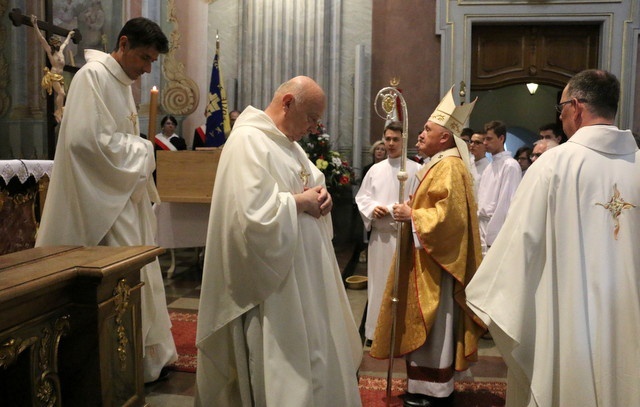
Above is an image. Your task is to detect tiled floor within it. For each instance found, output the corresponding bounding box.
[144,241,507,406]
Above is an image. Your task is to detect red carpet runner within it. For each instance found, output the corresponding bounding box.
[358,375,506,407]
[168,311,198,373]
[168,311,506,405]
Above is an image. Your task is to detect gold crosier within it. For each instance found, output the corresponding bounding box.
[374,80,409,405]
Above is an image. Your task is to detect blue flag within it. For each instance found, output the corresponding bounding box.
[203,41,230,147]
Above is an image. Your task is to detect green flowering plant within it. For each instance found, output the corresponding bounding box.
[298,123,355,195]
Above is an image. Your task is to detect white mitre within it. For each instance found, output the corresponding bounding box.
[429,86,477,172]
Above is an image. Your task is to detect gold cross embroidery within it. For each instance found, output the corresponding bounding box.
[127,112,138,134]
[299,167,310,187]
[595,183,636,240]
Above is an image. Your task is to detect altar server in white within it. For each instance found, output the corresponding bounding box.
[355,121,420,343]
[476,120,521,254]
[195,76,362,407]
[466,69,640,406]
[35,18,177,383]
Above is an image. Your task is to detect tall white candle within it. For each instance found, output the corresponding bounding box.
[148,86,159,144]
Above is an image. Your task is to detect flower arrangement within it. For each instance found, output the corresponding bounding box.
[298,123,355,195]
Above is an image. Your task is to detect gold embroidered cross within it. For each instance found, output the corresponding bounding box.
[299,167,310,187]
[596,183,636,240]
[127,112,138,134]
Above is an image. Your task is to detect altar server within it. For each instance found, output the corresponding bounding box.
[355,121,420,344]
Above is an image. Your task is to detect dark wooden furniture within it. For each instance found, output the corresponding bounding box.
[0,160,53,255]
[0,245,164,406]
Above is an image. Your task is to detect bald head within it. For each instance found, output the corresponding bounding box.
[531,139,559,162]
[265,76,326,141]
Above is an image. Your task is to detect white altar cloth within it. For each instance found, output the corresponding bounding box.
[0,160,53,184]
[153,202,210,278]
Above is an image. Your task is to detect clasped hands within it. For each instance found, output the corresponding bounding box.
[295,186,333,218]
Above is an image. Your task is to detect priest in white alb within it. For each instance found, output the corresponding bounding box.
[466,69,640,406]
[36,18,177,383]
[195,76,362,407]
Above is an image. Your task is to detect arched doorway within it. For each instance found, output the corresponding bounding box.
[468,24,599,149]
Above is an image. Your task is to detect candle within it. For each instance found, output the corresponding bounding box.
[148,86,159,144]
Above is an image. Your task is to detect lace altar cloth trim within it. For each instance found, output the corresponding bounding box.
[0,160,54,184]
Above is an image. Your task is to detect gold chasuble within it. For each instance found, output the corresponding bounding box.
[370,149,486,372]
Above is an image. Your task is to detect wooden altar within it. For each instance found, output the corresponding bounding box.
[0,245,163,406]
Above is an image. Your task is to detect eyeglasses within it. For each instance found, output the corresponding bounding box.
[555,98,588,113]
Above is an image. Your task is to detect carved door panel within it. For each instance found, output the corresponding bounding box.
[472,24,599,90]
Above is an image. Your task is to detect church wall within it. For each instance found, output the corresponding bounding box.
[370,0,440,146]
[635,34,640,135]
[193,0,374,170]
[2,1,639,160]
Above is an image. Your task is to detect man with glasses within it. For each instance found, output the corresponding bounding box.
[467,69,640,406]
[195,76,362,406]
[530,139,559,163]
[469,131,489,185]
[514,146,532,175]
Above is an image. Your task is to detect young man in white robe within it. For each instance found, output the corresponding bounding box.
[469,131,489,185]
[35,17,177,383]
[355,121,420,344]
[476,120,522,254]
[466,69,640,407]
[195,76,362,407]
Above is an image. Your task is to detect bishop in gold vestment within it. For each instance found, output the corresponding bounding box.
[371,87,485,406]
[370,153,485,361]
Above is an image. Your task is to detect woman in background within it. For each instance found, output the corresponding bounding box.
[155,115,187,151]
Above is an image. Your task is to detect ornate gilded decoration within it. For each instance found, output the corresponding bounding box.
[381,94,396,119]
[596,183,636,240]
[113,279,131,370]
[41,67,64,95]
[36,315,70,407]
[0,314,70,406]
[299,167,310,187]
[161,0,199,115]
[0,336,38,368]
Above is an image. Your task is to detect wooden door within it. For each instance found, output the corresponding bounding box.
[471,24,599,90]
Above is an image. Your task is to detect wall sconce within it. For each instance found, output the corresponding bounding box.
[526,82,539,95]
